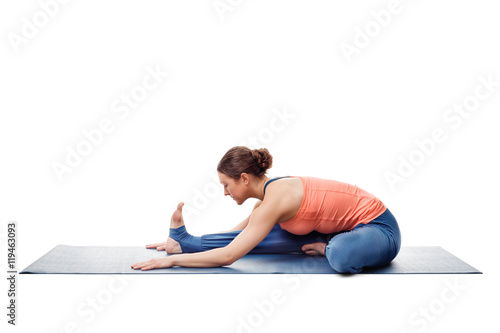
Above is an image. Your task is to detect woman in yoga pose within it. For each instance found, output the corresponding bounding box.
[131,146,401,273]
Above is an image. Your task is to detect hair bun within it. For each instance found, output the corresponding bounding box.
[251,148,273,174]
[217,146,274,179]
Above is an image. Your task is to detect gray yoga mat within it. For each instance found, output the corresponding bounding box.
[20,245,481,274]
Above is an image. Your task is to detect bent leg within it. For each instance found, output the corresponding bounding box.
[325,209,401,273]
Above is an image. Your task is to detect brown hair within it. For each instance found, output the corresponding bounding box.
[217,146,273,179]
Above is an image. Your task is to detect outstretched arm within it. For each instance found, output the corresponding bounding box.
[131,199,281,270]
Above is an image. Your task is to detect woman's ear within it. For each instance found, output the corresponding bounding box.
[240,173,250,185]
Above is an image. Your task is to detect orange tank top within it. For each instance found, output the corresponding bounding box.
[279,176,386,235]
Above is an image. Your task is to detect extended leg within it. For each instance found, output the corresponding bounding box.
[202,225,328,254]
[167,202,329,254]
[169,224,328,254]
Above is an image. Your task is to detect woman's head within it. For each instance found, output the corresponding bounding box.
[217,146,273,204]
[217,146,273,179]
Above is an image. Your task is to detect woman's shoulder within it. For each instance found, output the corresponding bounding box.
[262,176,304,222]
[262,176,303,204]
[264,176,302,193]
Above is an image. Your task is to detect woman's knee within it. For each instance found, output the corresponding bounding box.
[325,241,362,274]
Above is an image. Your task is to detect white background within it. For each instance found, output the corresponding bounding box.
[1,0,499,332]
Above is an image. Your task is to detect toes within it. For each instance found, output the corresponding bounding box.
[172,203,185,222]
[302,244,313,251]
[302,243,326,256]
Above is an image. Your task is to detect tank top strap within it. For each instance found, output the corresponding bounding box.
[263,176,291,196]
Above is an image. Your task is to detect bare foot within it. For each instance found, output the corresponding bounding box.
[302,242,327,256]
[170,202,185,228]
[166,237,182,254]
[165,202,185,254]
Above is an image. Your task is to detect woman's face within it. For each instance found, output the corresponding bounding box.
[218,172,247,205]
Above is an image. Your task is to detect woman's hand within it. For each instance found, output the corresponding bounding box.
[131,257,173,271]
[145,242,167,251]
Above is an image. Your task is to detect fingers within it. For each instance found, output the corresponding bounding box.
[146,243,167,250]
[131,259,156,271]
[146,242,166,249]
[139,264,155,271]
[132,258,172,270]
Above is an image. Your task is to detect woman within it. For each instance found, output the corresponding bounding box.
[131,146,401,273]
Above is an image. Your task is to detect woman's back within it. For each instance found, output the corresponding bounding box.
[264,176,386,234]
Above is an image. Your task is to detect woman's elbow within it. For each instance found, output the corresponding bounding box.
[221,251,239,266]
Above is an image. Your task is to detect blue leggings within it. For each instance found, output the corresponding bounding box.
[324,208,401,273]
[169,208,401,273]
